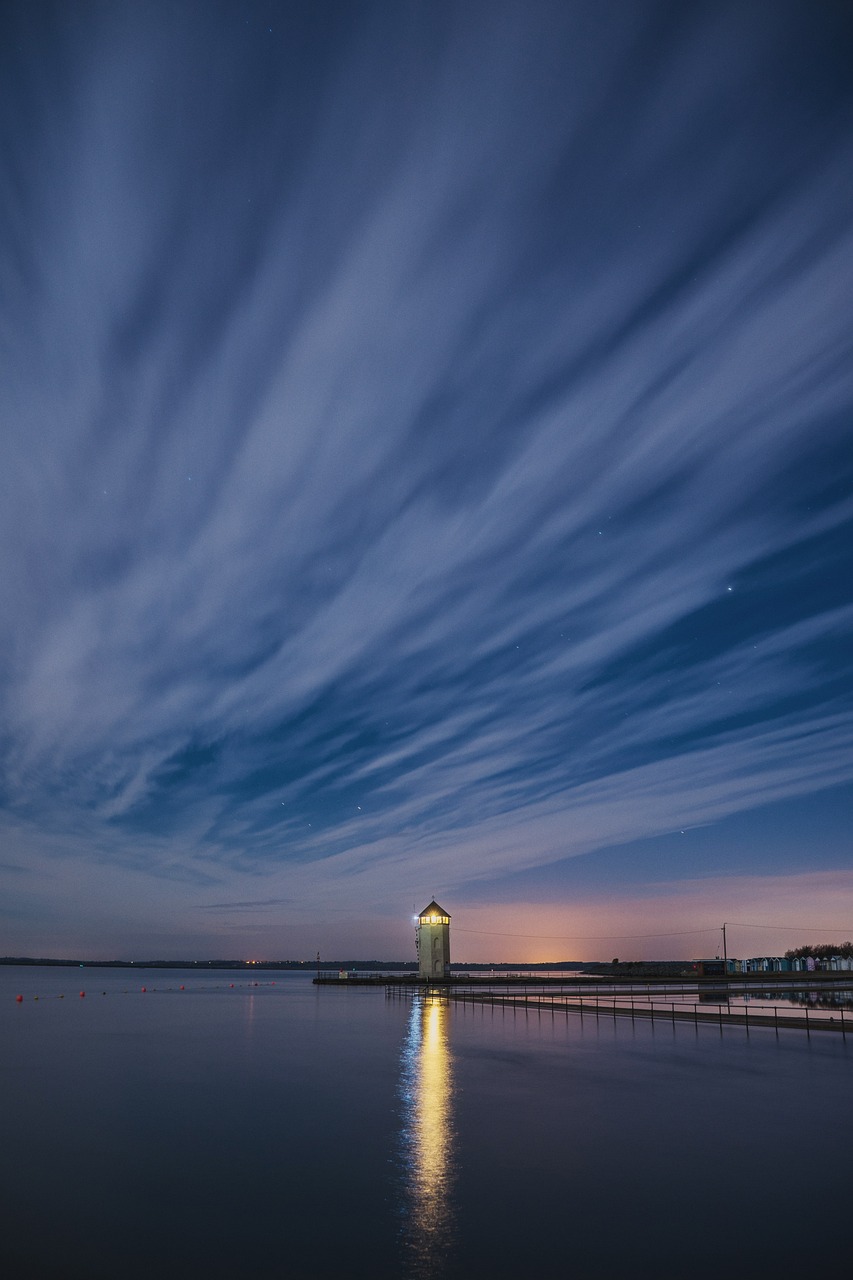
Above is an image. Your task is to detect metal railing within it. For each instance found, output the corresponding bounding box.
[437,986,848,1035]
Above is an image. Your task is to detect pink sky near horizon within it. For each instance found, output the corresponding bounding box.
[8,868,852,965]
[447,870,853,963]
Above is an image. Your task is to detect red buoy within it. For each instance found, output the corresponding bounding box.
[141,986,147,992]
[79,991,85,998]
[180,985,185,990]
[15,994,23,1003]
[230,983,234,988]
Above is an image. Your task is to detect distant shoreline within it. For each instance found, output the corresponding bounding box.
[2,957,851,984]
[0,957,582,972]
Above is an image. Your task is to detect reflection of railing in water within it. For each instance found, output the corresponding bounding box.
[742,987,853,1009]
[398,993,456,1273]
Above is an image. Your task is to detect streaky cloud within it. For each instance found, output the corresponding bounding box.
[0,1,851,950]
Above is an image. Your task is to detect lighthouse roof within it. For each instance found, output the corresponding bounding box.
[418,900,450,918]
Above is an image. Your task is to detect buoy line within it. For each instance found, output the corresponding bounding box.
[13,979,281,1003]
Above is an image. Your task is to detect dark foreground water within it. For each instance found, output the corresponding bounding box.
[2,968,850,1280]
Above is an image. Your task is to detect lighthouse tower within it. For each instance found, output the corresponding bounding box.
[416,901,451,979]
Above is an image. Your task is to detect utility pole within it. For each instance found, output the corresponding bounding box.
[722,923,728,968]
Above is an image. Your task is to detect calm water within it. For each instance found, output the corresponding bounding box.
[2,967,850,1279]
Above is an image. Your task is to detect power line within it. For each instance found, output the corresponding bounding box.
[725,920,852,932]
[453,920,852,943]
[453,926,720,942]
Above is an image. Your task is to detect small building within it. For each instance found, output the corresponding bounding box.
[416,901,451,979]
[692,958,742,976]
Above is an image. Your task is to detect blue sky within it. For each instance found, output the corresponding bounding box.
[2,0,852,961]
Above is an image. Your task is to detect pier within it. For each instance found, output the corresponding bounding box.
[316,973,853,1035]
[432,986,849,1035]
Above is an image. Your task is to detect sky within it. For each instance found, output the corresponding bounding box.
[2,0,852,963]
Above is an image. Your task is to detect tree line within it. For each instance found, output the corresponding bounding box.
[784,942,853,960]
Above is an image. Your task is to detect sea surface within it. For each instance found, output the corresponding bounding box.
[2,966,850,1279]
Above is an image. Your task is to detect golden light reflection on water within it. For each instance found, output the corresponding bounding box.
[400,994,456,1269]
